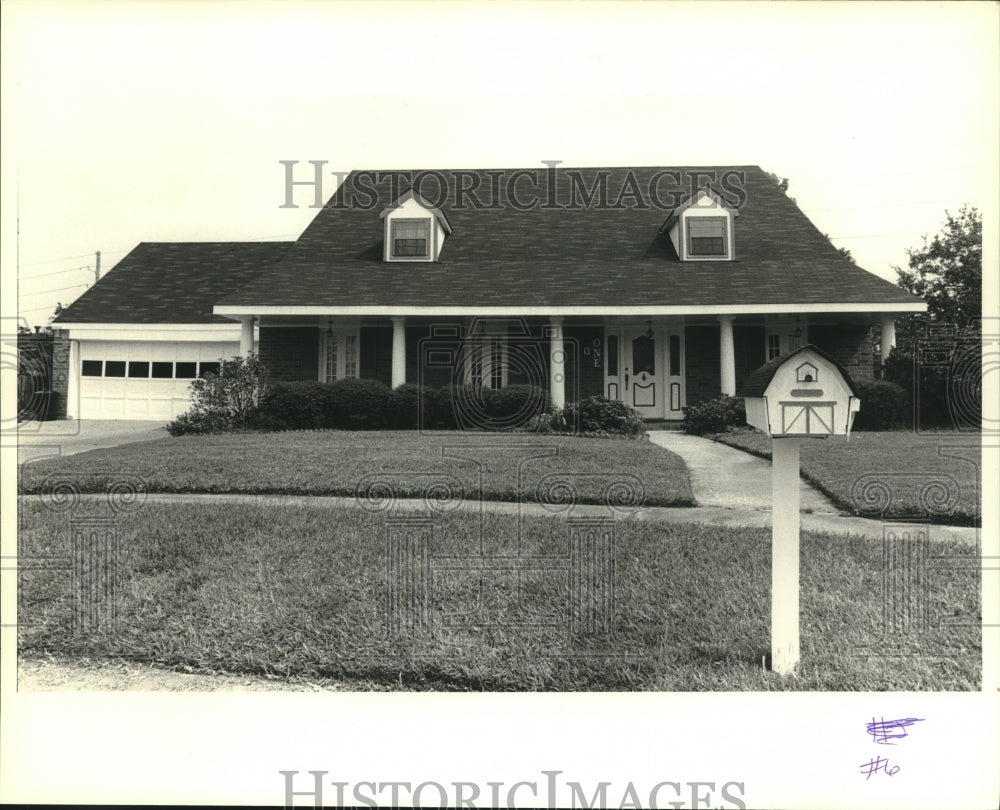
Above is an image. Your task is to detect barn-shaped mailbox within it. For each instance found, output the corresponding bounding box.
[738,344,861,438]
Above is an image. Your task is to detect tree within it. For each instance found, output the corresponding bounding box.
[894,205,981,327]
[882,206,983,429]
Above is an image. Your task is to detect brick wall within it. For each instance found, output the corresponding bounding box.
[809,323,874,381]
[684,325,720,404]
[360,326,392,386]
[259,327,319,381]
[734,325,766,388]
[17,331,69,419]
[563,323,604,400]
[50,335,70,418]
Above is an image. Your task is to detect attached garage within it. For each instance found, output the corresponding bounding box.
[51,241,290,421]
[78,339,239,420]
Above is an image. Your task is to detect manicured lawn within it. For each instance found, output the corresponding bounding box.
[18,501,980,690]
[18,431,695,508]
[714,430,981,526]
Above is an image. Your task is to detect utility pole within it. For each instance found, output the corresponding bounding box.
[95,251,101,283]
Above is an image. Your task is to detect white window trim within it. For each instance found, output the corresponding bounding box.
[464,335,508,389]
[318,329,360,383]
[766,333,783,361]
[386,216,436,262]
[681,212,733,261]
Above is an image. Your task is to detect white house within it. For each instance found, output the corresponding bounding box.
[52,165,926,421]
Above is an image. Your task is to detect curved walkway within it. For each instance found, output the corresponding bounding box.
[645,429,838,512]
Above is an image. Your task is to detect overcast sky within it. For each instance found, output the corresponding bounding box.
[3,1,998,327]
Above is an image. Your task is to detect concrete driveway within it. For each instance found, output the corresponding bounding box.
[15,419,168,464]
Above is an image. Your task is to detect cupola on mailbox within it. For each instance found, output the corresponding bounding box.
[737,344,861,438]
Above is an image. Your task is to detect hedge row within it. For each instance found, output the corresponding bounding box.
[255,379,547,431]
[682,379,911,436]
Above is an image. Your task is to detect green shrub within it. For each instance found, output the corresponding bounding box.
[256,381,336,431]
[883,344,981,430]
[851,378,909,431]
[681,394,747,436]
[482,384,546,428]
[387,383,422,429]
[327,377,394,429]
[531,396,645,436]
[167,354,269,436]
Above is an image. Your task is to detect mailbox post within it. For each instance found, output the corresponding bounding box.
[738,345,861,676]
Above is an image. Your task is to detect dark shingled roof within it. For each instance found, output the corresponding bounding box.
[737,344,860,398]
[215,164,923,309]
[53,242,292,324]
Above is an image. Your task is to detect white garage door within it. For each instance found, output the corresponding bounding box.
[79,340,240,420]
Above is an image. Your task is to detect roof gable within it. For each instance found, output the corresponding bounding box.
[378,188,453,234]
[53,242,291,325]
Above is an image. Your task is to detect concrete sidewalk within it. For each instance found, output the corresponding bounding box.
[61,491,979,544]
[646,429,839,513]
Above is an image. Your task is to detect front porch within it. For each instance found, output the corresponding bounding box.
[241,312,894,420]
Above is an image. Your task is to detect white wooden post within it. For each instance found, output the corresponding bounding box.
[239,316,255,357]
[391,316,406,389]
[66,339,80,419]
[550,316,566,410]
[771,437,801,675]
[719,315,736,396]
[879,315,896,366]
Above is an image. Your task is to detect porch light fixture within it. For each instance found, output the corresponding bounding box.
[793,319,802,338]
[645,320,654,340]
[326,319,334,339]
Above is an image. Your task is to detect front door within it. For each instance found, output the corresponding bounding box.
[604,326,685,419]
[625,329,659,417]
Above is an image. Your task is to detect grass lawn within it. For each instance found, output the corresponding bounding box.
[18,501,980,691]
[714,430,981,526]
[18,431,695,508]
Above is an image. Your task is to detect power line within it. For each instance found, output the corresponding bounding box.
[17,303,63,315]
[829,231,928,240]
[18,252,95,268]
[802,198,968,214]
[19,264,90,280]
[18,282,90,299]
[789,165,980,187]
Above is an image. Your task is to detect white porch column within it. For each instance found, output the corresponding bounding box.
[239,316,255,357]
[879,315,896,365]
[549,316,566,410]
[391,316,406,389]
[718,315,736,396]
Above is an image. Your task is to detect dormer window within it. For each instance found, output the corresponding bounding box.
[687,216,728,257]
[391,219,430,259]
[661,185,737,262]
[380,188,452,262]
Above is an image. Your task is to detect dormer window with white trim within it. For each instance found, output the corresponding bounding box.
[662,185,737,262]
[687,216,728,257]
[391,219,430,259]
[380,188,452,262]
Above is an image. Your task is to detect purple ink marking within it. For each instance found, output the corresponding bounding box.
[866,717,925,745]
[860,756,901,780]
